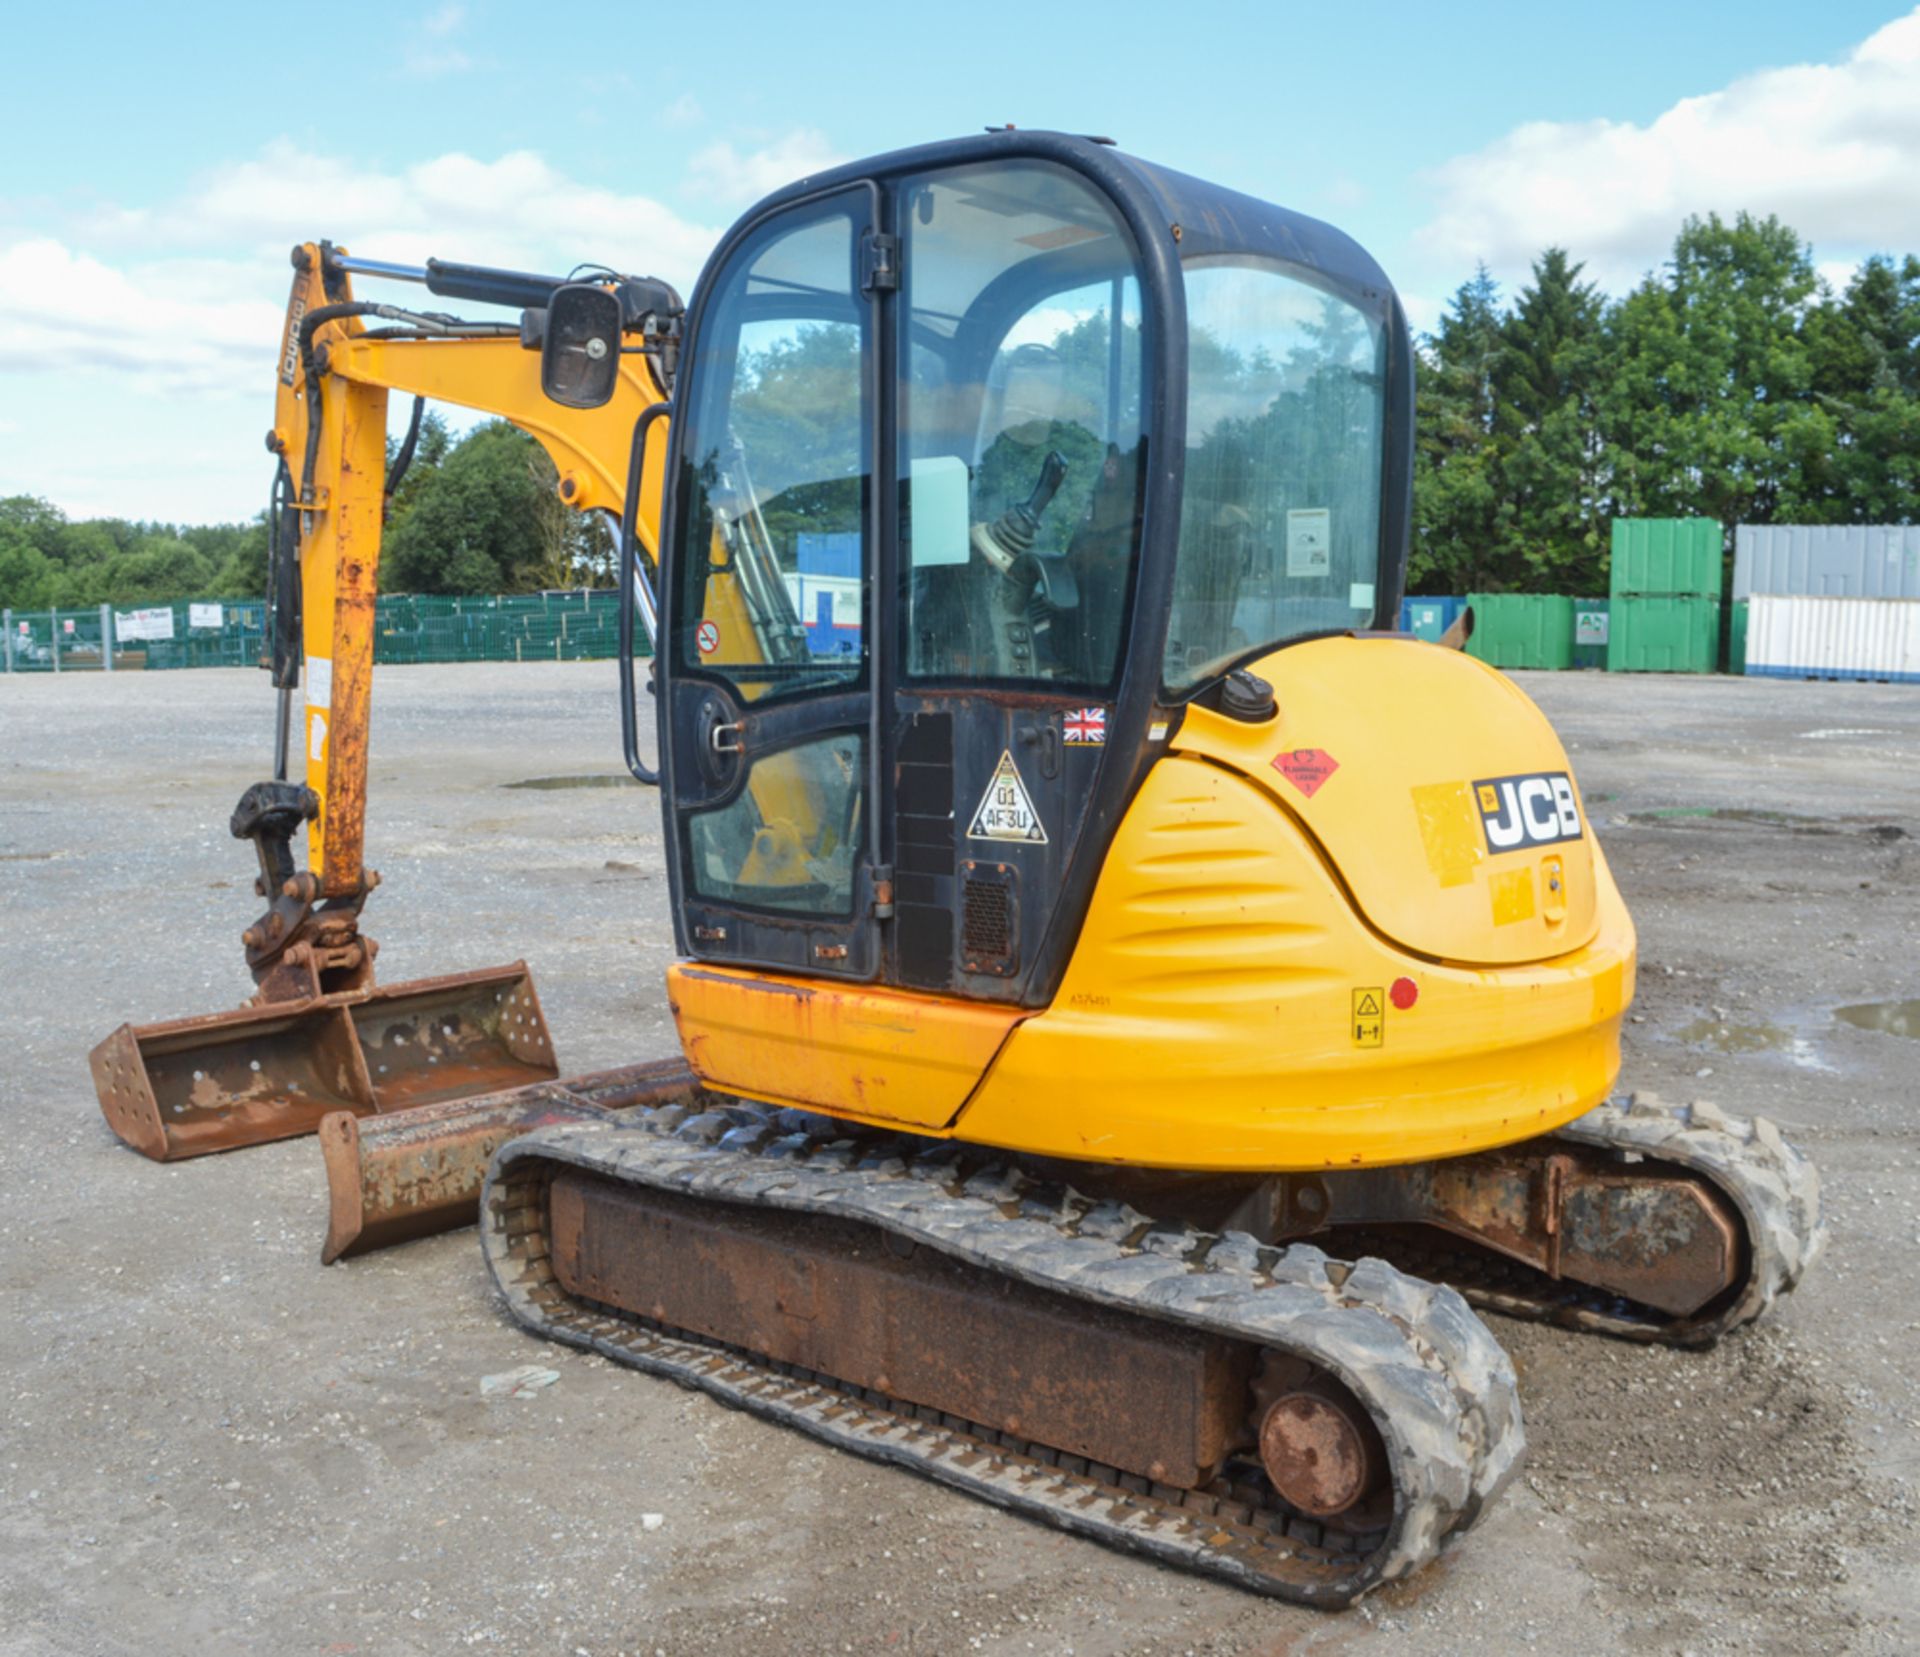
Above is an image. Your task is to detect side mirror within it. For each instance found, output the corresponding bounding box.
[541,283,623,408]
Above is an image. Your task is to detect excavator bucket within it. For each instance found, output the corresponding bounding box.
[90,963,557,1160]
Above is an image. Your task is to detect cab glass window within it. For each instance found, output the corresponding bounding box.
[686,731,864,915]
[671,203,869,701]
[1165,260,1386,691]
[896,161,1148,689]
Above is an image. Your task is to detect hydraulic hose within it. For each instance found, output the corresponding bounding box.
[385,395,425,503]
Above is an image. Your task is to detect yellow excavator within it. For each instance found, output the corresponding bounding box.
[101,130,1825,1607]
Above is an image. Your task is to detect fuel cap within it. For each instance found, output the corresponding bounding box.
[1218,668,1277,722]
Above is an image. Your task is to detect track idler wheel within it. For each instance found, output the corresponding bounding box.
[1252,1354,1390,1525]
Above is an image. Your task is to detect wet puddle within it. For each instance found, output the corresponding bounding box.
[1675,1017,1795,1054]
[1674,1016,1826,1069]
[504,774,643,791]
[1834,999,1920,1039]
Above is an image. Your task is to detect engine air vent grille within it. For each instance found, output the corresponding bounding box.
[960,861,1017,977]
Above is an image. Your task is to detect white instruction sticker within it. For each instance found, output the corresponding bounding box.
[1349,582,1376,611]
[306,654,332,710]
[1287,508,1330,578]
[967,750,1048,844]
[909,455,971,567]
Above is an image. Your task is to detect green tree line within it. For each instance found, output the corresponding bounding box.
[1415,214,1919,594]
[0,414,614,612]
[3,210,1914,613]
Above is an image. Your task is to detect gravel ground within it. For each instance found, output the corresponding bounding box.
[2,661,1916,1655]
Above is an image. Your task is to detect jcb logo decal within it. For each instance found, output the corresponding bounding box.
[1474,772,1582,851]
[280,284,308,387]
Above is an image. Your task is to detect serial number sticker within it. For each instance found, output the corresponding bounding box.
[967,750,1048,844]
[1474,771,1583,851]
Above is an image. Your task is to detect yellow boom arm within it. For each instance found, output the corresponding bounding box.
[268,244,670,895]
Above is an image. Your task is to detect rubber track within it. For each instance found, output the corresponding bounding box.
[1359,1094,1827,1348]
[481,1106,1526,1607]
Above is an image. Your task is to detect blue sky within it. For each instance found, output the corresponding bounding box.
[3,1,1917,524]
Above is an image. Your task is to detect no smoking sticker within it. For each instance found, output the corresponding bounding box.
[696,619,720,656]
[1351,987,1385,1048]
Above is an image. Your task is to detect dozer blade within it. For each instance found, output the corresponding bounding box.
[90,963,558,1161]
[318,1057,701,1263]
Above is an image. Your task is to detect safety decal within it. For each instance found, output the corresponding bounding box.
[1474,771,1582,851]
[1272,748,1340,798]
[967,750,1049,844]
[1063,706,1107,746]
[696,619,720,656]
[1351,987,1385,1048]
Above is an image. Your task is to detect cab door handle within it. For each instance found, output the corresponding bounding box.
[1021,723,1061,780]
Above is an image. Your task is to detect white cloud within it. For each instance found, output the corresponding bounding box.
[0,239,278,395]
[1399,292,1443,338]
[81,140,721,291]
[1416,8,1920,287]
[405,2,473,77]
[687,129,846,206]
[0,143,734,518]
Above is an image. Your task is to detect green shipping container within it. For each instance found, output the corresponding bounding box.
[1607,595,1720,673]
[1610,518,1723,598]
[1465,593,1575,671]
[1572,598,1609,669]
[1728,599,1748,674]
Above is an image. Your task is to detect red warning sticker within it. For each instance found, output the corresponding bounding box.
[1272,748,1339,798]
[696,619,720,656]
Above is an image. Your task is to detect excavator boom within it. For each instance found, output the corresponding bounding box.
[90,242,677,1158]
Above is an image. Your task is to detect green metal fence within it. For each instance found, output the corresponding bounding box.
[2,590,643,673]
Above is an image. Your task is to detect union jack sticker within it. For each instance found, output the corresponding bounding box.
[1063,706,1107,746]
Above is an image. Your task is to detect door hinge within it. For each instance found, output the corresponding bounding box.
[861,232,900,294]
[871,864,895,919]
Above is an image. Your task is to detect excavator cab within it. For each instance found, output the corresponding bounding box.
[646,136,1404,995]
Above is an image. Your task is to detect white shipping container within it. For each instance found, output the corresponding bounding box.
[1734,524,1920,601]
[1746,595,1920,683]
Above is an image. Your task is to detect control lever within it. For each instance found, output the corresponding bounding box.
[971,450,1069,575]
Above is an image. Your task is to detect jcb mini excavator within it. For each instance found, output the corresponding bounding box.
[100,128,1825,1606]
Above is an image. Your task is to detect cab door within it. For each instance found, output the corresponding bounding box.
[887,159,1152,1006]
[658,187,883,978]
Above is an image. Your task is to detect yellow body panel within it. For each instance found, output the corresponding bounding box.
[668,964,1023,1129]
[664,636,1635,1172]
[954,754,1632,1170]
[1174,638,1598,964]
